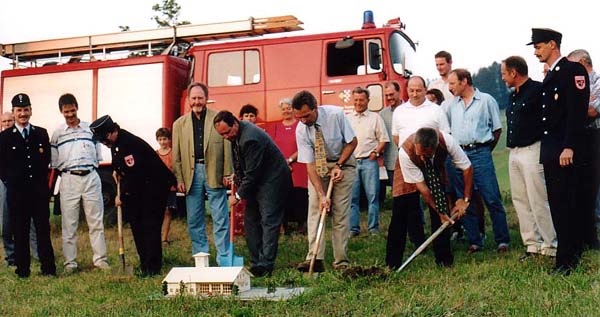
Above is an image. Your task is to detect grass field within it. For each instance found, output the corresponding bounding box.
[1,112,599,316]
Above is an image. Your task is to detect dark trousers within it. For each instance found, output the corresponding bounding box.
[282,187,308,230]
[8,190,55,277]
[386,192,426,269]
[244,189,286,271]
[543,163,584,270]
[580,129,600,247]
[123,191,166,276]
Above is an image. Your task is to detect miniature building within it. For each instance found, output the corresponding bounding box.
[163,253,252,297]
[163,267,252,296]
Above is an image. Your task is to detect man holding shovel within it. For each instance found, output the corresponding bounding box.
[214,111,291,277]
[397,128,472,267]
[292,91,357,273]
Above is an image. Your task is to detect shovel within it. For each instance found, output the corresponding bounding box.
[219,182,244,267]
[307,177,334,276]
[397,212,460,272]
[112,175,134,276]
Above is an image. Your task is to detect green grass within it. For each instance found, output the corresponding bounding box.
[1,111,599,316]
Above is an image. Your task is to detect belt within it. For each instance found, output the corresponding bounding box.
[460,142,490,151]
[63,169,93,176]
[195,159,205,164]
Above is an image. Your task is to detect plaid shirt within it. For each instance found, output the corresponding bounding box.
[50,121,102,171]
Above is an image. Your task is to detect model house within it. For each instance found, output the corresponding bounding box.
[163,253,252,297]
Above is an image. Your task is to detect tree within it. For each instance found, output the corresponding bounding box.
[473,61,510,109]
[151,0,190,27]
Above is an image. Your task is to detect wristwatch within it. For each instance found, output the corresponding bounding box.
[335,162,344,170]
[235,192,241,201]
[463,197,470,203]
[371,151,380,157]
[288,157,294,163]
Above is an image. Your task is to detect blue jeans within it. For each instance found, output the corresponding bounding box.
[186,164,230,265]
[350,159,380,233]
[454,146,510,248]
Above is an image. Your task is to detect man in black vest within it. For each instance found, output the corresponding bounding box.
[528,28,590,274]
[0,93,56,278]
[397,127,472,267]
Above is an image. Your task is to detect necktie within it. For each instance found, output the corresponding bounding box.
[232,141,242,187]
[23,128,29,140]
[314,125,328,178]
[423,159,449,216]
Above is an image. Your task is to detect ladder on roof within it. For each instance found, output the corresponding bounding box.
[0,15,303,62]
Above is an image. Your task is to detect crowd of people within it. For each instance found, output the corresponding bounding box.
[1,27,598,279]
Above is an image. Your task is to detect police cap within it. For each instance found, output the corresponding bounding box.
[90,115,115,141]
[11,93,31,107]
[527,28,562,45]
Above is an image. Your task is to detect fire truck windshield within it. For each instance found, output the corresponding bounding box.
[389,31,416,78]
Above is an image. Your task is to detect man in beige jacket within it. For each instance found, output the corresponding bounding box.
[172,82,233,266]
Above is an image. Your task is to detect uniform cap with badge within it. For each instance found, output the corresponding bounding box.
[11,93,31,107]
[90,115,116,141]
[527,28,562,45]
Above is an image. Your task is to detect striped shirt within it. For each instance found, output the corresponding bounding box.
[50,121,102,171]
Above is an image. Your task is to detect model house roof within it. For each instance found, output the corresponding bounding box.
[163,267,252,283]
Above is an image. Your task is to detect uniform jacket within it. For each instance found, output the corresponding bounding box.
[112,129,176,201]
[233,121,292,202]
[539,57,590,164]
[0,125,50,196]
[172,109,232,192]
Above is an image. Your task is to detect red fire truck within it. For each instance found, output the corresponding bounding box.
[0,12,416,220]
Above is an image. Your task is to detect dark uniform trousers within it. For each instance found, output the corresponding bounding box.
[0,126,56,277]
[122,189,167,275]
[539,58,590,270]
[111,129,175,276]
[579,128,600,248]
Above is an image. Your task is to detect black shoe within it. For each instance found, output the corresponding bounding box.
[550,266,572,276]
[518,252,536,262]
[296,259,324,273]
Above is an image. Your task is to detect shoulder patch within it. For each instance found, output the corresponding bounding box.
[575,76,586,90]
[124,154,135,167]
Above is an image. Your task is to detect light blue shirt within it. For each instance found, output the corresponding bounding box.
[50,121,102,171]
[14,123,31,138]
[446,89,502,145]
[296,105,356,163]
[588,70,600,129]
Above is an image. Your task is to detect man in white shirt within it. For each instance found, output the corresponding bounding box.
[398,127,473,266]
[428,50,455,103]
[386,76,450,269]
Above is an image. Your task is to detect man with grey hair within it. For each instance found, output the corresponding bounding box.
[567,49,600,248]
[398,127,472,267]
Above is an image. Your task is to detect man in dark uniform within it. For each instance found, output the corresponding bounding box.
[0,93,56,278]
[214,111,292,277]
[528,28,590,274]
[90,115,175,276]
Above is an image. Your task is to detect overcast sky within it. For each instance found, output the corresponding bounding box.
[1,0,598,82]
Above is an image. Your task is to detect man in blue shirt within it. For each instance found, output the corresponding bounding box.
[293,90,357,272]
[446,69,510,253]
